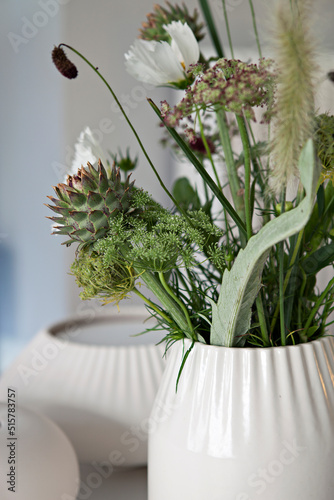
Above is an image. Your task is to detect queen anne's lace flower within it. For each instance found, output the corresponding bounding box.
[161,58,275,126]
[125,21,199,87]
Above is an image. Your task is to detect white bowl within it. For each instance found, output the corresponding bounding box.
[0,402,79,500]
[0,307,166,465]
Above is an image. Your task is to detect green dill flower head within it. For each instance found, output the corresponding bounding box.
[127,210,224,272]
[161,58,275,127]
[315,113,334,183]
[71,249,136,305]
[139,2,205,43]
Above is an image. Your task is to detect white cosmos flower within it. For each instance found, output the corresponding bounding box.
[68,126,108,180]
[124,21,199,86]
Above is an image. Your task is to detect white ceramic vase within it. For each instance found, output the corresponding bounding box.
[148,337,334,500]
[0,308,166,465]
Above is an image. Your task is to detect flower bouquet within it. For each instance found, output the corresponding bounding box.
[47,1,334,497]
[48,0,334,353]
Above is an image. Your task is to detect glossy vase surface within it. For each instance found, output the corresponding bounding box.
[148,337,334,500]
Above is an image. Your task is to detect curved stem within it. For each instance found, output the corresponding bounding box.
[158,271,195,338]
[133,287,172,324]
[137,268,194,340]
[59,43,187,218]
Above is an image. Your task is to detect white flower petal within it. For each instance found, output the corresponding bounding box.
[125,39,185,85]
[125,40,168,85]
[153,42,186,82]
[163,21,199,70]
[69,126,107,180]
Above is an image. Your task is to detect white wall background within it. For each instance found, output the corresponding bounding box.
[1,0,333,372]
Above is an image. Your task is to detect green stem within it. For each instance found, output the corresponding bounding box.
[270,228,304,334]
[224,207,230,250]
[297,270,307,332]
[246,119,270,225]
[235,115,252,240]
[158,271,195,337]
[196,109,222,190]
[133,287,172,324]
[248,0,262,58]
[221,0,234,58]
[320,291,334,336]
[279,241,286,345]
[277,190,286,345]
[303,276,334,337]
[137,269,194,340]
[246,119,265,187]
[256,293,269,345]
[198,0,224,58]
[216,109,246,235]
[59,43,187,219]
[149,99,247,238]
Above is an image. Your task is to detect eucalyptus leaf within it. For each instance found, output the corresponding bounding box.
[210,140,319,347]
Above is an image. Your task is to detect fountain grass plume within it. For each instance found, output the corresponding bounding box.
[269,0,317,194]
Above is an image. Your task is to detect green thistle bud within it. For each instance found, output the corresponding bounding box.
[46,161,142,249]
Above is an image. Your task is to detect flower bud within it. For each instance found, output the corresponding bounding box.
[327,71,334,83]
[275,201,293,215]
[52,46,78,79]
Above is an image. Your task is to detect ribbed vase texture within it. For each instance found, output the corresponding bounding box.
[148,337,334,500]
[0,314,166,465]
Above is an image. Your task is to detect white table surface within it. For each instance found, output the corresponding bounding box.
[78,465,147,499]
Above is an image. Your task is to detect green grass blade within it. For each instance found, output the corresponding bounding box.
[148,99,247,237]
[198,0,224,58]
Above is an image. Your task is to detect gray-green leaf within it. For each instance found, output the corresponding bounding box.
[210,140,319,346]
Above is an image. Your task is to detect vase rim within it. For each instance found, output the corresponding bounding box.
[178,335,333,352]
[38,307,165,349]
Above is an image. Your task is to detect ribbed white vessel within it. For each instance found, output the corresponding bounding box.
[149,337,334,500]
[0,308,166,465]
